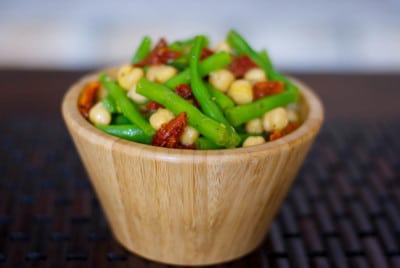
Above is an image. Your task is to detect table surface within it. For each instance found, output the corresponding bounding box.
[0,70,400,267]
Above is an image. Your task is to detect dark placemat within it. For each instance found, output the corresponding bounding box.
[0,119,399,268]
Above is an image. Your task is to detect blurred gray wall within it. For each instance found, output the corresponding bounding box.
[0,0,399,71]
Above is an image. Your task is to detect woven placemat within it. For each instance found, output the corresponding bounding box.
[0,119,399,267]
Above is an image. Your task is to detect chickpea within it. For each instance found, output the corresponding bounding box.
[214,41,232,53]
[244,68,267,84]
[149,108,175,130]
[208,69,235,92]
[146,65,177,84]
[242,136,266,147]
[245,118,263,133]
[180,126,200,145]
[89,102,111,125]
[127,85,148,104]
[227,79,253,104]
[262,107,289,132]
[117,65,144,90]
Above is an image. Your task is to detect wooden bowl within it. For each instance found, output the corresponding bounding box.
[62,71,323,266]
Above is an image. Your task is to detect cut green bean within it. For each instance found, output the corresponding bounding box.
[194,137,224,150]
[131,36,152,64]
[102,95,119,114]
[195,134,262,150]
[164,51,231,89]
[227,30,299,97]
[168,35,210,71]
[96,124,152,144]
[99,74,156,137]
[206,84,235,110]
[168,35,209,53]
[259,49,275,73]
[227,30,274,79]
[112,114,131,125]
[189,36,232,126]
[225,86,298,127]
[168,58,189,71]
[226,29,300,126]
[269,71,300,99]
[137,78,241,148]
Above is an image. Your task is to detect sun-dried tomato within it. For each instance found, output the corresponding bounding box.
[174,84,192,99]
[145,100,163,111]
[152,112,188,148]
[146,85,198,112]
[269,122,300,141]
[174,84,199,107]
[135,38,181,67]
[269,131,282,141]
[78,81,100,119]
[200,47,214,61]
[284,122,300,135]
[252,81,285,100]
[227,55,258,78]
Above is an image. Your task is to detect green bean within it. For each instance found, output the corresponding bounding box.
[268,71,300,98]
[168,38,193,52]
[112,114,131,125]
[194,137,224,150]
[136,78,241,148]
[102,95,119,114]
[168,58,188,71]
[258,47,299,99]
[226,30,274,79]
[225,86,298,127]
[226,30,300,126]
[131,36,152,64]
[227,29,299,95]
[99,74,156,137]
[259,49,275,73]
[206,84,235,110]
[189,36,232,126]
[164,51,231,89]
[96,124,152,144]
[168,35,210,53]
[168,36,208,71]
[168,36,210,70]
[195,133,264,149]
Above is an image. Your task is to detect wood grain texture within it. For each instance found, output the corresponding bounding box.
[61,71,323,265]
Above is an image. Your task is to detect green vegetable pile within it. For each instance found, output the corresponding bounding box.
[79,30,300,149]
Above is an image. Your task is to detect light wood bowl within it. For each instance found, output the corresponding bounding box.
[62,70,323,266]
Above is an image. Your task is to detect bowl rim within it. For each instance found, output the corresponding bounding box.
[62,70,324,162]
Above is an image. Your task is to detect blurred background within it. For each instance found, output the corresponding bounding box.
[0,0,399,72]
